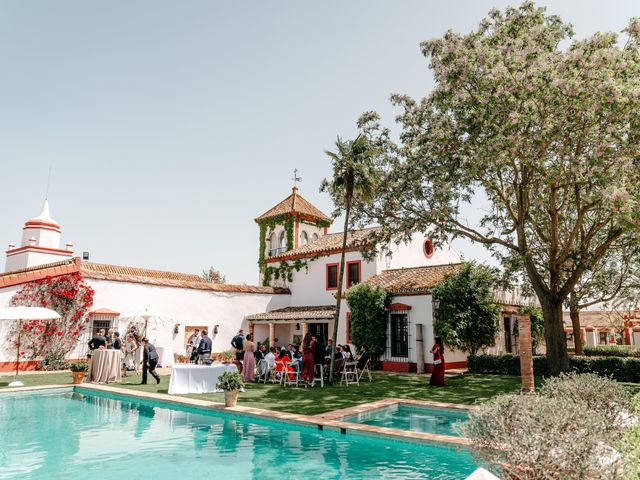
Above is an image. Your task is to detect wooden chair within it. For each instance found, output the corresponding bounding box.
[340,360,359,386]
[357,359,372,382]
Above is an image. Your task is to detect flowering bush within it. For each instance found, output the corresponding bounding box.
[7,273,94,369]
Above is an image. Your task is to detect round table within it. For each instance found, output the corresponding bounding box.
[88,349,122,383]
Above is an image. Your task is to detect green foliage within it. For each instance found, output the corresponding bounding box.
[461,373,637,479]
[518,305,545,353]
[468,353,640,383]
[262,259,307,286]
[37,352,68,371]
[584,345,640,358]
[218,350,235,362]
[68,361,89,372]
[217,371,244,391]
[432,262,501,355]
[350,2,640,375]
[346,283,391,354]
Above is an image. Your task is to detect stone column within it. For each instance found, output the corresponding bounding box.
[517,314,535,393]
[249,322,255,337]
[269,323,275,348]
[301,322,309,338]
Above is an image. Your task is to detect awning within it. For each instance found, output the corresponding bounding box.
[246,305,335,324]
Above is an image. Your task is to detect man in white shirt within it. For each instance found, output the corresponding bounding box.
[188,329,201,363]
[265,346,277,368]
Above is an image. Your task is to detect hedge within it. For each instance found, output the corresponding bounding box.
[584,345,640,358]
[467,354,640,383]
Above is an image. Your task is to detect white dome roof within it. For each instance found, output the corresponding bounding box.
[25,200,60,228]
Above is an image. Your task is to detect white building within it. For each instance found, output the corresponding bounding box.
[0,188,528,372]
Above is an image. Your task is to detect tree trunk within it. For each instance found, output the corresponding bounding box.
[329,196,352,384]
[569,291,583,356]
[540,298,570,375]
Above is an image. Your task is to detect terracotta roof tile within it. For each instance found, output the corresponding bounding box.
[255,187,331,223]
[0,258,81,288]
[267,226,381,262]
[246,305,335,321]
[366,263,463,295]
[81,262,204,283]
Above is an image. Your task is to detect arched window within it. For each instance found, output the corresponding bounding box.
[300,231,309,245]
[279,231,286,250]
[312,233,319,242]
[269,233,276,250]
[423,239,434,258]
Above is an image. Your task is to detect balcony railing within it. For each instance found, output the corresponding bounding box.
[268,247,287,257]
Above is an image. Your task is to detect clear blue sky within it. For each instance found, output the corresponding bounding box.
[1,1,638,284]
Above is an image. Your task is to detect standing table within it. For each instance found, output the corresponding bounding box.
[88,349,122,384]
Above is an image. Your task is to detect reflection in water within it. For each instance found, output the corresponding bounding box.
[0,390,477,480]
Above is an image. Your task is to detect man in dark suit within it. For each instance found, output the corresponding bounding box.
[357,345,370,371]
[197,330,213,365]
[140,337,160,384]
[88,329,107,352]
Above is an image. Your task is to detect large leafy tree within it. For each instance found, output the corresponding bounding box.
[352,3,640,374]
[432,263,501,355]
[321,135,380,382]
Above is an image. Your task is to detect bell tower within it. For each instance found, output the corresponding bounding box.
[5,200,74,272]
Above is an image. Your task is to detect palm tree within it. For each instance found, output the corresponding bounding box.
[321,135,380,383]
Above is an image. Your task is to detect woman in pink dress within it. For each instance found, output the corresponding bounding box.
[429,336,446,387]
[301,333,315,384]
[243,334,256,381]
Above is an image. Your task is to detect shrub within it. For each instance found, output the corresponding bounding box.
[218,350,235,362]
[217,371,244,391]
[468,354,640,382]
[37,352,68,371]
[460,373,637,479]
[68,361,89,372]
[584,345,640,358]
[346,283,390,354]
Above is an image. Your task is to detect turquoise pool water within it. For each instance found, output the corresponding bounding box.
[344,404,468,437]
[0,388,477,479]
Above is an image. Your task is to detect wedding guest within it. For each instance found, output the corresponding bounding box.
[231,329,245,362]
[197,329,213,364]
[88,329,107,352]
[314,335,326,365]
[301,333,315,384]
[429,336,446,387]
[187,328,201,363]
[122,334,138,376]
[112,332,122,351]
[265,346,277,368]
[140,337,160,385]
[243,334,256,381]
[357,345,370,370]
[106,328,115,349]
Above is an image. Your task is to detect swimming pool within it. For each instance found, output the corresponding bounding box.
[343,403,469,437]
[0,388,477,479]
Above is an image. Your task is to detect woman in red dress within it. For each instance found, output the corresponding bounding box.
[301,333,315,384]
[429,336,446,387]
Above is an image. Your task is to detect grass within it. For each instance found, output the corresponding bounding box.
[1,370,526,415]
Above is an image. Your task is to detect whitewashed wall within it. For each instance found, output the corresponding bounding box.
[0,279,291,365]
[380,234,461,273]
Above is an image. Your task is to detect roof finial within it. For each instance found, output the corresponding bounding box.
[291,168,302,192]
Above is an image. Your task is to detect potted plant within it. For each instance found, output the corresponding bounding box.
[217,371,244,407]
[69,361,89,384]
[219,350,235,364]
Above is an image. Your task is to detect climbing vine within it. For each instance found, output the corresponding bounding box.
[256,213,330,286]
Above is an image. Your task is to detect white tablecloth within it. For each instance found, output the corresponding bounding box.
[168,363,238,395]
[156,346,174,367]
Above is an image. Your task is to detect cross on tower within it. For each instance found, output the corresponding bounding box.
[291,168,302,188]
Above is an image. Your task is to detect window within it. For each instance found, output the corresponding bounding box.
[312,233,319,241]
[278,231,286,249]
[346,261,361,287]
[599,332,608,344]
[390,313,408,357]
[300,231,309,245]
[423,239,434,258]
[326,263,339,290]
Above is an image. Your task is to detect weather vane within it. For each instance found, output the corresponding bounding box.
[291,168,302,188]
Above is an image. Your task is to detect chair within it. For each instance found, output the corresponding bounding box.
[256,359,270,383]
[282,361,301,387]
[357,359,372,382]
[332,357,345,382]
[311,364,324,388]
[340,361,359,387]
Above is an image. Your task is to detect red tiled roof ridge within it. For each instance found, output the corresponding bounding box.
[381,262,464,273]
[0,257,78,277]
[254,188,331,223]
[81,261,204,283]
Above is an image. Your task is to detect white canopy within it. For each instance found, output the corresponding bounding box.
[119,309,172,337]
[0,306,61,321]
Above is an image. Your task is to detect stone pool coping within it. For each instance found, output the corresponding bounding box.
[0,384,472,448]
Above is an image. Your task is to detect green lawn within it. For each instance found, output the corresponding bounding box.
[1,371,526,415]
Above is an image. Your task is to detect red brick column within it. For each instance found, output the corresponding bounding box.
[518,314,535,393]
